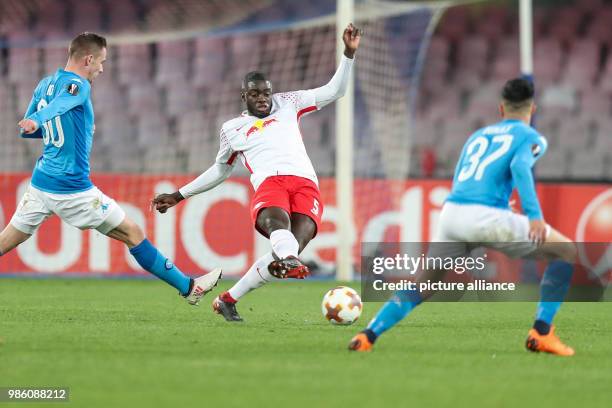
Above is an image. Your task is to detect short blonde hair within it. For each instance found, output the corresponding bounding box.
[69,32,107,59]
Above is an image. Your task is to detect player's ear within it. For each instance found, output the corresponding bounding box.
[531,103,537,115]
[85,54,93,66]
[499,103,505,118]
[241,91,246,102]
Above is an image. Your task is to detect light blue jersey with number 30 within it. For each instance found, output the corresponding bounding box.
[446,119,548,220]
[21,69,94,194]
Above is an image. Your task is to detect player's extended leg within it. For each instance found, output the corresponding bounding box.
[213,207,306,321]
[348,266,447,351]
[213,251,275,321]
[350,220,468,352]
[218,213,316,301]
[1,185,53,256]
[265,212,316,277]
[106,218,221,306]
[258,207,309,279]
[0,224,32,256]
[525,227,576,356]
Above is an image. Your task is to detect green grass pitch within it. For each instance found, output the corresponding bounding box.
[1,278,611,408]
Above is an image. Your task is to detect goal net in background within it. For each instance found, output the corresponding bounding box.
[0,0,448,278]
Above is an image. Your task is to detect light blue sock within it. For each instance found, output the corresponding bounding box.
[129,239,191,296]
[535,261,574,325]
[367,290,422,337]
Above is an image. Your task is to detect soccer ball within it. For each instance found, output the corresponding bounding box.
[321,286,363,325]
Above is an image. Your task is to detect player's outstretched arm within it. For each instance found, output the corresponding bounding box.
[311,23,361,109]
[510,142,547,243]
[20,81,90,134]
[152,162,234,214]
[19,92,43,138]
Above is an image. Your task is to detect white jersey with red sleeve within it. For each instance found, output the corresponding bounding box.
[216,89,319,191]
[178,55,353,199]
[176,54,353,199]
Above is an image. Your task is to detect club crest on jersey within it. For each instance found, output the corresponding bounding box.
[67,83,79,96]
[246,118,277,138]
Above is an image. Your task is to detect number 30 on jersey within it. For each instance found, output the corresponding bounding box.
[36,99,65,148]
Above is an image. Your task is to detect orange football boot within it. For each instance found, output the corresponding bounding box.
[525,326,575,356]
[348,333,373,352]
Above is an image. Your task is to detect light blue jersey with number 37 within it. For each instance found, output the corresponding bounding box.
[21,69,94,194]
[446,119,548,220]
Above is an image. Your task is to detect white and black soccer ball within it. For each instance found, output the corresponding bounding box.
[321,286,363,325]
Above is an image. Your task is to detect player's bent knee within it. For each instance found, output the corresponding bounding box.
[124,221,145,247]
[545,228,577,263]
[559,242,577,264]
[257,209,291,235]
[263,218,288,233]
[107,218,145,248]
[542,241,577,264]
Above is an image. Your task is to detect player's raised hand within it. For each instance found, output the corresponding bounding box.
[342,23,361,58]
[18,119,39,134]
[528,219,548,246]
[152,191,184,214]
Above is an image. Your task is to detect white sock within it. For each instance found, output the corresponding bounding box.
[270,229,299,259]
[228,252,276,300]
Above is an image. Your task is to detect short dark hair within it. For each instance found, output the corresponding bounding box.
[501,78,534,111]
[242,71,269,89]
[69,32,107,59]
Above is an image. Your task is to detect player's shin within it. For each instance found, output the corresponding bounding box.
[533,261,574,335]
[223,252,276,302]
[129,238,191,296]
[365,289,423,341]
[270,229,299,258]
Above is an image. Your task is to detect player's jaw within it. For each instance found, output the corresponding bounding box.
[87,50,106,83]
[88,63,104,83]
[87,71,100,83]
[247,99,271,118]
[255,100,270,117]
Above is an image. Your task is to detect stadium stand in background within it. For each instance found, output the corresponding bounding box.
[0,0,610,181]
[419,0,612,180]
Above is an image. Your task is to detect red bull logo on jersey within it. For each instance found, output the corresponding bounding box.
[246,118,277,138]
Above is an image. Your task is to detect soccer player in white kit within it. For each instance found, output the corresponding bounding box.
[153,24,361,321]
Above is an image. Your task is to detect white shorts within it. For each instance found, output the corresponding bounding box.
[432,202,551,259]
[10,184,125,235]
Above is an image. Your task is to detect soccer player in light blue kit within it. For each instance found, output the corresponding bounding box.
[0,33,221,305]
[349,78,577,356]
